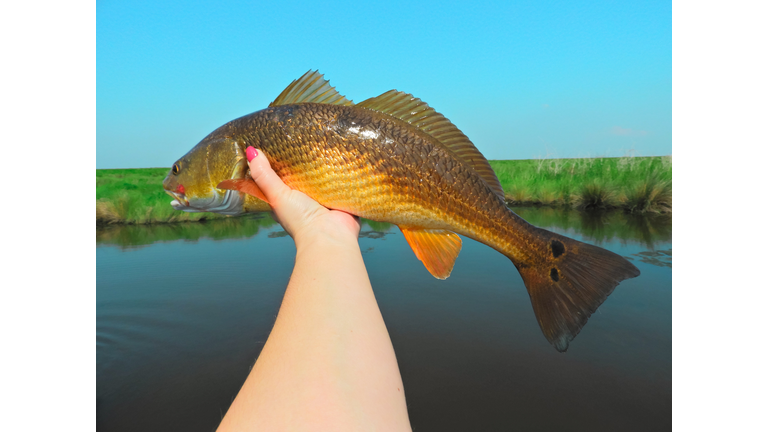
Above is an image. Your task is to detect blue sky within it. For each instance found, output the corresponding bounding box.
[97,0,671,169]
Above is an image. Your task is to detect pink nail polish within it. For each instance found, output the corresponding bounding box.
[246,147,258,162]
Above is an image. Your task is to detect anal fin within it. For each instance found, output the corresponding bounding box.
[400,228,462,279]
[217,179,270,204]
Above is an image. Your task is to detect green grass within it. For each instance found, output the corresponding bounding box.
[96,168,231,225]
[489,155,671,213]
[96,156,671,225]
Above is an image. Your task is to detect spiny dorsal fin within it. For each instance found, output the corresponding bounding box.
[269,70,354,107]
[400,227,462,279]
[358,90,505,200]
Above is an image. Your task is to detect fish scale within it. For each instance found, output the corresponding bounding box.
[235,102,545,280]
[163,70,639,352]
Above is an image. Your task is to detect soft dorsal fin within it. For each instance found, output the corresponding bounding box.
[400,227,462,279]
[270,70,354,107]
[357,90,505,200]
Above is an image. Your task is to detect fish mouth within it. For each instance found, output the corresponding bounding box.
[166,190,192,210]
[164,188,244,215]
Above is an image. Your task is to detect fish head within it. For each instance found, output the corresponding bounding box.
[163,133,269,215]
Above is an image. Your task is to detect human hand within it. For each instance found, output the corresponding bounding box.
[246,146,361,246]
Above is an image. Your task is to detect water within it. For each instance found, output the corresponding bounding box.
[97,208,671,431]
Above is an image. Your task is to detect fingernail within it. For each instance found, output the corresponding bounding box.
[246,147,258,162]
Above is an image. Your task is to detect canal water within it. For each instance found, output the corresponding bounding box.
[97,207,671,431]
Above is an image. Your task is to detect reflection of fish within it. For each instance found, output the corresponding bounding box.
[162,71,639,351]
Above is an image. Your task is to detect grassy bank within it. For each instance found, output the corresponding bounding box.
[489,156,671,213]
[96,168,231,225]
[97,156,671,225]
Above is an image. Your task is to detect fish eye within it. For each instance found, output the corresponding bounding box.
[172,163,181,175]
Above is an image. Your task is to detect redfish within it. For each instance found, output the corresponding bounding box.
[163,70,639,351]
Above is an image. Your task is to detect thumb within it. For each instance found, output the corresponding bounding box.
[247,147,291,205]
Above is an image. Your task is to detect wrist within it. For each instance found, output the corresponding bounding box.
[294,227,360,256]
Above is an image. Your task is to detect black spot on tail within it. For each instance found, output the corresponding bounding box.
[551,240,565,258]
[550,268,559,281]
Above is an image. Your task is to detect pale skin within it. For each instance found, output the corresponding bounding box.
[216,147,412,431]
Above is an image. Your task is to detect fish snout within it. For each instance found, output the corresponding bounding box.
[162,172,176,192]
[163,173,190,208]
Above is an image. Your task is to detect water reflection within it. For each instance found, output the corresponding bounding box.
[96,214,278,249]
[267,230,290,238]
[512,207,671,249]
[629,249,672,268]
[96,207,670,250]
[269,221,395,240]
[97,206,671,432]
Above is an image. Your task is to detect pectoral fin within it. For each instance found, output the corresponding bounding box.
[400,228,462,279]
[217,179,270,204]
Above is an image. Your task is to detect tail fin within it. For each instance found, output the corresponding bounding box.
[514,229,640,352]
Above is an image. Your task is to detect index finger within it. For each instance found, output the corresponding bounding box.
[247,147,292,206]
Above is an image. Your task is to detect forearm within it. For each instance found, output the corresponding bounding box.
[218,231,411,431]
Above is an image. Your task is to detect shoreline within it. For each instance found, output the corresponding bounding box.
[97,156,671,225]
